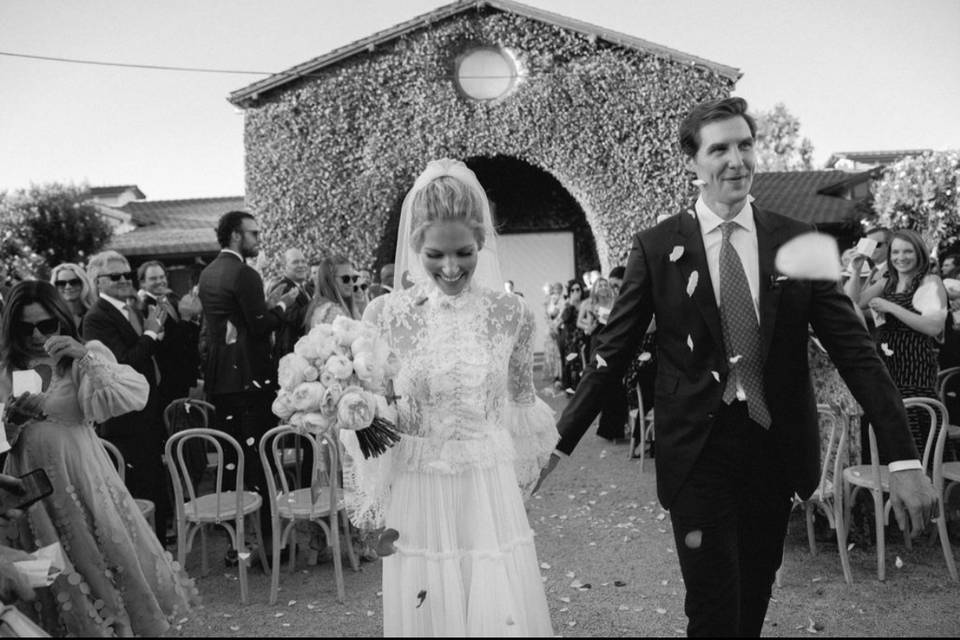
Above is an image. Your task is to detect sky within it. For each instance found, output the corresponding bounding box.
[1,0,958,201]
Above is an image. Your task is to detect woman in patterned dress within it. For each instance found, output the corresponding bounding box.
[849,229,948,453]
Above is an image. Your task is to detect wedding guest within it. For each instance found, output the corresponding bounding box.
[267,248,312,365]
[83,251,171,540]
[577,277,626,441]
[543,282,564,385]
[368,263,395,298]
[608,265,625,297]
[1,281,196,635]
[198,211,297,563]
[540,97,935,637]
[137,260,201,408]
[352,266,371,318]
[303,254,361,328]
[49,263,96,332]
[850,229,948,453]
[557,279,585,395]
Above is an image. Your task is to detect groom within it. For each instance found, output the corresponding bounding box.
[537,97,937,636]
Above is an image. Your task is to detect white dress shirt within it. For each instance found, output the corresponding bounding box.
[695,196,761,322]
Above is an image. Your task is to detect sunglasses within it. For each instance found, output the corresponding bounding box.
[354,283,369,292]
[569,287,582,292]
[55,278,82,288]
[15,318,60,337]
[99,271,132,282]
[339,275,359,284]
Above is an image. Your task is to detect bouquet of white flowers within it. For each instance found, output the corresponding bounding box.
[273,316,402,458]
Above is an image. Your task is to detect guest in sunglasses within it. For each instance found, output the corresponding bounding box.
[82,250,172,541]
[49,263,97,332]
[0,280,197,636]
[557,278,586,396]
[304,254,362,329]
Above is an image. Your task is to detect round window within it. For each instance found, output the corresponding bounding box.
[455,47,518,102]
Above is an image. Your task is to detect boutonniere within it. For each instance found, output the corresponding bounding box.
[768,274,790,290]
[668,245,685,262]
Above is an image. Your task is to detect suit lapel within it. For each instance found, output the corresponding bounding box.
[754,207,785,363]
[674,211,725,352]
[99,298,138,341]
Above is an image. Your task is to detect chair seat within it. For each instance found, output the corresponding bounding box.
[184,491,263,522]
[949,424,960,440]
[273,487,344,519]
[943,461,960,482]
[843,465,890,490]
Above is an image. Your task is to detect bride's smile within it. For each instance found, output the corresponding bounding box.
[419,221,479,296]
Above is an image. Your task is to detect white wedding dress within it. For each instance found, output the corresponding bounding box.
[342,280,557,637]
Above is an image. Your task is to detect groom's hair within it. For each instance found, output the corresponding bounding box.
[679,97,757,158]
[410,176,487,251]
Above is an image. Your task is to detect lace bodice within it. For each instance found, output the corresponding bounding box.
[365,282,537,438]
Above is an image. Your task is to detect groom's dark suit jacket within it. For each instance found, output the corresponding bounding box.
[556,206,918,508]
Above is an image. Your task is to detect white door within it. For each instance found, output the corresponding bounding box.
[497,232,576,355]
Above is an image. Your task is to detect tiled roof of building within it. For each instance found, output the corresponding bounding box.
[229,0,740,106]
[106,196,244,258]
[824,149,932,168]
[88,184,146,199]
[751,170,873,225]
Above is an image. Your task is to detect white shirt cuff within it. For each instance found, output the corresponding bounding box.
[144,330,159,340]
[888,459,923,473]
[276,302,287,312]
[553,448,569,458]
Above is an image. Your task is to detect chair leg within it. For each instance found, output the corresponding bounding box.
[804,502,817,555]
[872,490,886,581]
[252,515,270,575]
[328,516,345,604]
[176,520,188,569]
[288,520,298,574]
[200,524,209,577]
[833,496,854,585]
[936,499,959,581]
[341,510,360,572]
[270,517,281,605]
[236,521,248,605]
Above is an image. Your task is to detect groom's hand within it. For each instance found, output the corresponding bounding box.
[532,453,561,495]
[889,468,939,537]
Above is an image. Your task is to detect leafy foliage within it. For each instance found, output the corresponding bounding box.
[872,150,960,252]
[0,184,114,282]
[239,10,732,275]
[752,103,814,172]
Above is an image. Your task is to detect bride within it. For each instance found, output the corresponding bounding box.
[341,159,558,636]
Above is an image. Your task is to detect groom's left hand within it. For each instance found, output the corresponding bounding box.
[532,453,561,495]
[889,468,939,537]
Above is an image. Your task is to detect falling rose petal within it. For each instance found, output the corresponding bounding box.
[246,437,256,446]
[656,513,666,521]
[274,612,284,618]
[367,611,375,617]
[229,626,240,631]
[225,463,236,471]
[638,351,652,362]
[177,618,188,625]
[774,232,841,281]
[895,556,904,569]
[225,415,234,421]
[687,335,694,351]
[687,208,696,218]
[736,387,746,401]
[711,371,720,382]
[881,343,894,357]
[669,245,685,262]
[729,354,743,364]
[252,380,262,389]
[540,562,551,570]
[567,621,577,627]
[656,608,667,615]
[566,571,576,578]
[416,590,427,608]
[686,270,699,296]
[287,600,296,606]
[238,552,251,561]
[847,543,855,551]
[596,354,608,368]
[618,605,630,611]
[559,607,569,613]
[559,596,571,603]
[570,579,583,589]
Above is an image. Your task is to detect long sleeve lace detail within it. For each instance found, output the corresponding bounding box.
[341,284,559,527]
[75,340,150,424]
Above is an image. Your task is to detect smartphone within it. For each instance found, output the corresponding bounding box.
[0,469,53,514]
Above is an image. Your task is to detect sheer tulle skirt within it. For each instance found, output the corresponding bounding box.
[382,461,552,637]
[3,421,198,637]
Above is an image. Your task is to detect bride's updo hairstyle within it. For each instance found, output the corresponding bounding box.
[408,176,487,253]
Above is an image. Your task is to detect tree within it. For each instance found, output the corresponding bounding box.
[752,103,815,172]
[872,150,960,252]
[0,193,46,284]
[0,184,114,280]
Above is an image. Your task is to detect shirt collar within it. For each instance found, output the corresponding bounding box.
[695,195,756,236]
[221,249,243,261]
[100,292,129,314]
[139,289,158,302]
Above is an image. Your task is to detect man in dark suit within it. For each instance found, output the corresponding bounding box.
[83,250,170,540]
[137,260,200,410]
[537,97,937,636]
[267,248,312,365]
[199,211,297,557]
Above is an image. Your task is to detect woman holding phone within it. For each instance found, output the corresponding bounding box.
[0,281,196,636]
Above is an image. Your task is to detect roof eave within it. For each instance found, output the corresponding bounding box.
[228,0,740,107]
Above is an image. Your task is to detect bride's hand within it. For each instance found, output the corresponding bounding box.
[531,453,561,495]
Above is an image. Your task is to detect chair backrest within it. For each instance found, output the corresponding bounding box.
[163,398,216,436]
[903,397,948,472]
[165,427,246,520]
[816,403,846,495]
[936,366,960,423]
[99,438,126,483]
[259,425,340,519]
